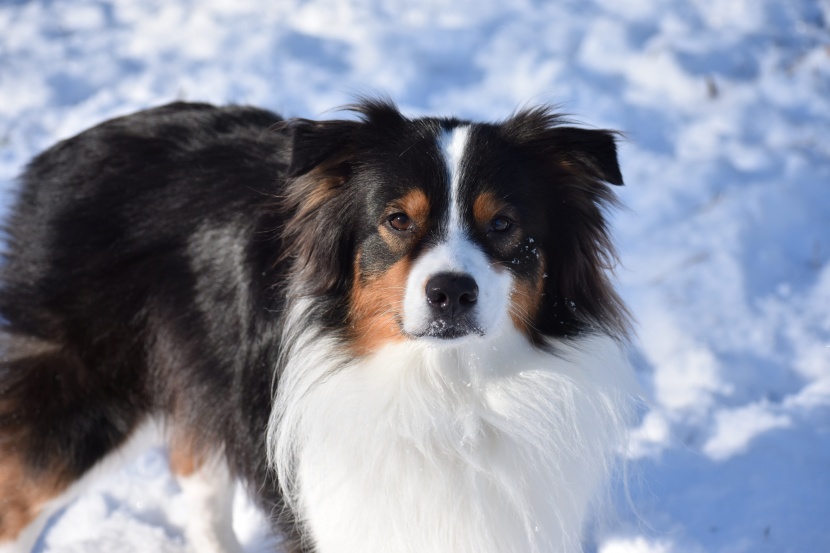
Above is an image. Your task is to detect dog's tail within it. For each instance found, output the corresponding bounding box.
[0,330,139,544]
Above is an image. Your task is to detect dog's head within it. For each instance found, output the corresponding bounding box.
[278,100,628,354]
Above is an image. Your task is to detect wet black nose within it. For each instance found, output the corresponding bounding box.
[425,273,478,318]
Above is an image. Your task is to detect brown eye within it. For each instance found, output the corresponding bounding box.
[388,213,413,232]
[490,216,512,232]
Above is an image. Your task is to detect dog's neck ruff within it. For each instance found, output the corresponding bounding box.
[269,301,636,553]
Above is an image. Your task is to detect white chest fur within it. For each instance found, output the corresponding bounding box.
[270,329,637,553]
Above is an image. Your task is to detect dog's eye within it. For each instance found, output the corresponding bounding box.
[388,213,414,232]
[490,216,512,232]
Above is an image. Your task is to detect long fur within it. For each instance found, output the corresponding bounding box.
[272,315,636,553]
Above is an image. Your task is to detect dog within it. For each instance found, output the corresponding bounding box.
[0,99,637,553]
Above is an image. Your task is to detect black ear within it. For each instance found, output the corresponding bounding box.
[276,118,360,178]
[502,108,623,185]
[546,127,623,185]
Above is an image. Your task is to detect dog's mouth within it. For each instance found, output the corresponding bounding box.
[410,316,485,340]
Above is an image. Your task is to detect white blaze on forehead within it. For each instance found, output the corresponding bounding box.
[400,124,512,340]
[438,125,471,236]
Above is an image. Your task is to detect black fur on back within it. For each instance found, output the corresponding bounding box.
[0,102,292,529]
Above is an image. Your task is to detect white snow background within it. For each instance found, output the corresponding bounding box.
[1,0,829,551]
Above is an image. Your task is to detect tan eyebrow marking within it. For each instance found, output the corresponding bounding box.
[473,191,506,227]
[396,188,430,227]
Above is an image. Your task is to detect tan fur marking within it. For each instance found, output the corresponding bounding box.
[0,451,68,540]
[349,253,410,355]
[472,191,506,229]
[168,435,204,478]
[510,253,546,334]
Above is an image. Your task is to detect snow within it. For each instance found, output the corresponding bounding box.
[1,0,828,551]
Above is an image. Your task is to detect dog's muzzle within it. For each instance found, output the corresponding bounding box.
[422,272,481,339]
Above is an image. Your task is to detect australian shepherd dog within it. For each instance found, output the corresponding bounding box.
[0,99,637,553]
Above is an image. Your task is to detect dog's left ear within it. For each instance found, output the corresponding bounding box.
[544,127,623,186]
[502,108,623,186]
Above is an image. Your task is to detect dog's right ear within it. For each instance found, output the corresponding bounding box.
[275,118,362,296]
[276,118,360,178]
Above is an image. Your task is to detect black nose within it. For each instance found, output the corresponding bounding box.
[425,273,478,318]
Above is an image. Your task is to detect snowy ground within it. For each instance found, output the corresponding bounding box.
[1,0,829,551]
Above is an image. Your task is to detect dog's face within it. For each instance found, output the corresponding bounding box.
[279,101,627,354]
